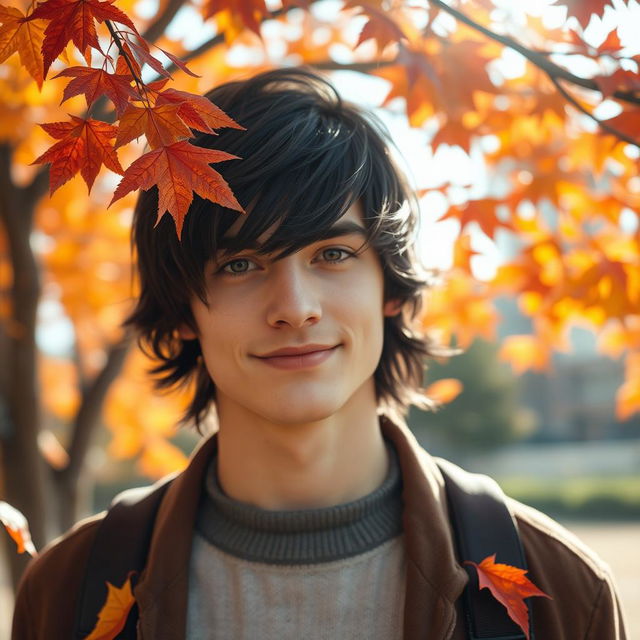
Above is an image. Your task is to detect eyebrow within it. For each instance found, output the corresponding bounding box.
[218,220,368,252]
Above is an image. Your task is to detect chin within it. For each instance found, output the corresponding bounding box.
[262,393,347,426]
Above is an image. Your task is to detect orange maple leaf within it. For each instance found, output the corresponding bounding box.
[85,574,135,640]
[465,554,551,640]
[203,0,268,36]
[0,5,45,87]
[54,66,137,115]
[29,0,139,77]
[110,140,243,237]
[0,500,37,556]
[33,116,123,192]
[115,103,192,149]
[438,199,512,240]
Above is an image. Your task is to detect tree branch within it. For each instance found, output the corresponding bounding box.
[550,76,639,148]
[141,0,185,45]
[426,0,640,107]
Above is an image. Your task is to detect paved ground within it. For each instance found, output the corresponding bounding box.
[1,521,638,639]
[562,521,639,638]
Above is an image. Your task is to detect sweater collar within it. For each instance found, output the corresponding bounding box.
[134,416,467,640]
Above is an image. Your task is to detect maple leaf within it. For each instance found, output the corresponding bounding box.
[85,574,135,640]
[0,5,45,87]
[155,89,244,134]
[555,0,612,29]
[346,1,406,52]
[33,116,123,192]
[115,103,192,149]
[594,69,640,98]
[0,500,37,556]
[54,66,136,115]
[202,0,268,37]
[110,140,243,238]
[465,554,551,640]
[438,199,512,240]
[29,0,139,78]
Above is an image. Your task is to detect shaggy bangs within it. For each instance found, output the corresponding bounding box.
[126,67,433,429]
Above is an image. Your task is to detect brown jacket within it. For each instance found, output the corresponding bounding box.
[12,418,627,639]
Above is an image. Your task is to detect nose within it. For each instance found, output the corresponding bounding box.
[265,259,322,329]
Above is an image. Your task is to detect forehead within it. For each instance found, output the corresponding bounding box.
[219,200,367,253]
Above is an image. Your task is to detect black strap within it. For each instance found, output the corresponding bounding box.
[73,478,173,639]
[436,458,532,640]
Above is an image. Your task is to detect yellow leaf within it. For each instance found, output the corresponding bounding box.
[424,378,463,404]
[85,575,135,640]
[498,335,550,374]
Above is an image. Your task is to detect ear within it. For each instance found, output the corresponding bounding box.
[177,323,198,340]
[383,299,403,317]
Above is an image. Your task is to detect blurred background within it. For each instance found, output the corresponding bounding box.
[1,0,639,637]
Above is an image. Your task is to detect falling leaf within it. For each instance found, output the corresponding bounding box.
[0,501,37,556]
[85,574,136,640]
[110,140,243,237]
[465,554,551,640]
[33,116,123,192]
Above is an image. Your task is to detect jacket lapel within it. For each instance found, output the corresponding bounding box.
[134,433,219,639]
[133,418,467,640]
[380,417,468,640]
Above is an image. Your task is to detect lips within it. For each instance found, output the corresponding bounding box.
[257,344,337,358]
[253,344,339,370]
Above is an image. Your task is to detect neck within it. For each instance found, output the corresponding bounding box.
[215,382,388,510]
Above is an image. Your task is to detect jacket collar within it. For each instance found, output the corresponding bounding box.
[134,417,467,639]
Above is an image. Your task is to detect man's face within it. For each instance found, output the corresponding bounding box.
[186,202,396,426]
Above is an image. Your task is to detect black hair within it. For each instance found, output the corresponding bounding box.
[125,66,435,429]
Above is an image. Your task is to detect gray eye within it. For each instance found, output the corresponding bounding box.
[322,248,347,262]
[224,259,252,273]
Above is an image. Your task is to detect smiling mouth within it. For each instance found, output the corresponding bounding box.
[254,345,339,370]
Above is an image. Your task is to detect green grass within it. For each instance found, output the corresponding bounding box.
[496,475,640,520]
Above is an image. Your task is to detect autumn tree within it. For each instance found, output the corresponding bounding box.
[1,0,639,591]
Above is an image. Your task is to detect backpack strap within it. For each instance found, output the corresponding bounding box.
[73,477,174,639]
[436,458,533,640]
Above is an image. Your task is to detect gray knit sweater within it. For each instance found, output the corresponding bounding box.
[186,444,407,639]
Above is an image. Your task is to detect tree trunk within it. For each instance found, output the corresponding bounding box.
[0,145,48,591]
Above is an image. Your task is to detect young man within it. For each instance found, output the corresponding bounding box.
[13,67,626,639]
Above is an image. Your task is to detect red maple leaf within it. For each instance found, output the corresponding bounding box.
[0,4,45,87]
[465,554,551,640]
[110,140,243,237]
[33,116,123,192]
[54,66,137,115]
[29,0,139,77]
[556,0,612,29]
[155,89,244,134]
[594,69,640,98]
